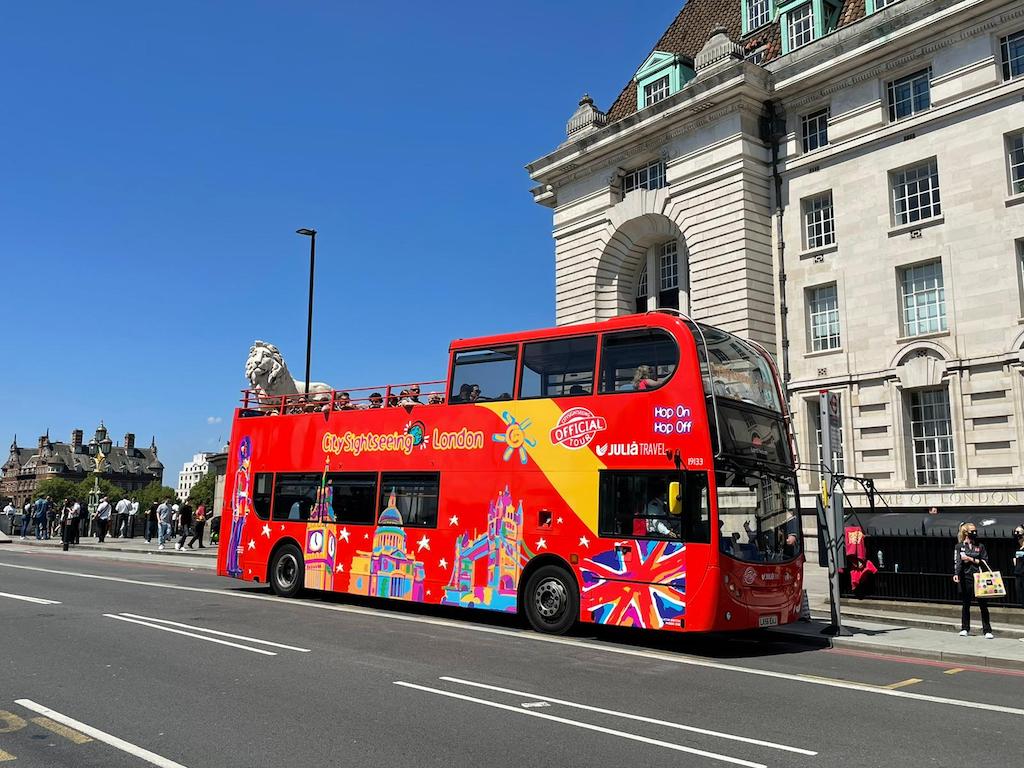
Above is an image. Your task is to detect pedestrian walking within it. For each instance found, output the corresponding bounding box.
[156,498,173,550]
[60,498,74,551]
[1013,524,1024,609]
[46,497,57,539]
[3,500,15,535]
[145,501,158,543]
[94,496,112,542]
[171,502,180,537]
[113,497,130,538]
[953,522,995,638]
[21,501,32,539]
[124,497,139,538]
[33,496,48,540]
[187,503,207,549]
[176,502,194,551]
[70,499,81,545]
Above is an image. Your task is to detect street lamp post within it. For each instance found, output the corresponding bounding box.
[296,228,317,398]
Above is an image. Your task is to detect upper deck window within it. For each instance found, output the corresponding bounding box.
[696,326,781,412]
[449,346,517,404]
[520,336,597,398]
[598,329,678,393]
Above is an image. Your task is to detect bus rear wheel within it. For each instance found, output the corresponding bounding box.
[270,543,303,598]
[523,565,578,635]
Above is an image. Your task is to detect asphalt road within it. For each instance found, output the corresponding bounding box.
[0,546,1019,768]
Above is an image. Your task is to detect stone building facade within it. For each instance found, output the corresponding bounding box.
[176,452,211,502]
[527,0,1024,518]
[1,424,164,507]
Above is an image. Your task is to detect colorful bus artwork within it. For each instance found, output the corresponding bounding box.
[217,311,804,634]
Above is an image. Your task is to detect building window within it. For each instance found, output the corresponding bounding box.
[747,0,771,31]
[622,160,666,194]
[887,68,931,121]
[635,266,649,314]
[643,75,670,107]
[801,108,829,153]
[658,241,679,310]
[891,159,941,225]
[900,261,947,337]
[909,389,955,486]
[1017,239,1024,317]
[808,284,841,351]
[872,0,896,8]
[746,46,768,65]
[1008,130,1024,195]
[1002,29,1024,81]
[802,191,835,249]
[787,3,815,50]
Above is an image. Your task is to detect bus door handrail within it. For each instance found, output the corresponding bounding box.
[645,308,724,460]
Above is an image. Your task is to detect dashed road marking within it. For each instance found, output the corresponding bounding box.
[944,668,965,675]
[0,591,60,605]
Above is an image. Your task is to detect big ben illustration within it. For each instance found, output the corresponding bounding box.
[304,520,336,591]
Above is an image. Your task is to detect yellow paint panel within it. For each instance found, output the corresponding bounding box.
[0,711,26,735]
[30,717,91,744]
[0,748,14,761]
[479,401,606,533]
[943,668,964,675]
[884,677,923,690]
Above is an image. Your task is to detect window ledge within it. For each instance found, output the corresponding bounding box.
[804,347,843,358]
[798,243,838,260]
[1006,193,1024,208]
[887,214,944,238]
[896,330,950,344]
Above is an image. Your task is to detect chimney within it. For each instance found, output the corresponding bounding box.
[71,429,83,452]
[38,434,47,450]
[124,433,135,451]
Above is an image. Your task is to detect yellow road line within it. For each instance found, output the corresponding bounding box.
[0,748,15,761]
[30,716,92,744]
[0,711,26,735]
[885,678,924,690]
[943,668,965,675]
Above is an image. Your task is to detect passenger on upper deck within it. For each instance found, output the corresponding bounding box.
[368,392,383,409]
[336,392,358,411]
[469,385,481,402]
[428,393,444,405]
[631,365,662,391]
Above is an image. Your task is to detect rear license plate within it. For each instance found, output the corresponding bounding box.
[758,614,779,627]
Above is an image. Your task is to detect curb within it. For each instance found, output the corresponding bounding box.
[7,540,217,559]
[766,624,1024,672]
[840,610,1024,640]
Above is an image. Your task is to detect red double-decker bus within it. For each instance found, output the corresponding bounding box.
[218,311,803,634]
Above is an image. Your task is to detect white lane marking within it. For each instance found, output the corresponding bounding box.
[441,676,817,755]
[102,614,276,656]
[394,681,766,768]
[14,699,189,768]
[117,613,311,652]
[0,590,60,605]
[3,560,1023,717]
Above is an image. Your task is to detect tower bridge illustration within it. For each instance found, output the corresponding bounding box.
[443,486,524,612]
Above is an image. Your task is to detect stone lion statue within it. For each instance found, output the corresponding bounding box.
[246,341,331,411]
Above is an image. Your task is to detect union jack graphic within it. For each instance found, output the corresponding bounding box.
[580,540,686,629]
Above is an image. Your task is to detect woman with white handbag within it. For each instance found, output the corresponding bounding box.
[953,522,994,639]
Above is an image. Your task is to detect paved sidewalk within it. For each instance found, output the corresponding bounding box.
[4,534,217,557]
[771,614,1024,670]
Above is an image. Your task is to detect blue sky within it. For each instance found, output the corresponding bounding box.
[0,1,677,484]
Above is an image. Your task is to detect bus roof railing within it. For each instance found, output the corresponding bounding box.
[240,379,447,416]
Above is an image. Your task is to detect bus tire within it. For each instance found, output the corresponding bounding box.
[523,564,578,635]
[269,542,303,598]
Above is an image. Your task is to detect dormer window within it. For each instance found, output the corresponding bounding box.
[634,51,695,112]
[787,3,815,49]
[744,0,772,33]
[778,0,842,54]
[643,76,670,107]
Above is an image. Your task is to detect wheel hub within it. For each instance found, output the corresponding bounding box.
[535,578,567,620]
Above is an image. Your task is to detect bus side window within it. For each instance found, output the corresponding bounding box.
[449,346,517,404]
[598,472,680,540]
[681,471,710,544]
[598,330,679,394]
[252,473,273,520]
[272,472,320,522]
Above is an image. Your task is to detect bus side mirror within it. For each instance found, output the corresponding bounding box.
[669,481,682,516]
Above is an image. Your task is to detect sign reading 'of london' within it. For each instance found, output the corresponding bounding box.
[550,407,607,449]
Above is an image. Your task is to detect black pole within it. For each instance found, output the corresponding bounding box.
[304,231,316,396]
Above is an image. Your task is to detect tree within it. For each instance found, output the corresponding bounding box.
[74,477,127,504]
[138,481,178,510]
[187,471,216,510]
[34,478,81,503]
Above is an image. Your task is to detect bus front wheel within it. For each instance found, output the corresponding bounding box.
[270,543,303,598]
[523,565,578,635]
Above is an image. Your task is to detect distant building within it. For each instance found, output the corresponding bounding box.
[1,423,164,507]
[176,453,211,502]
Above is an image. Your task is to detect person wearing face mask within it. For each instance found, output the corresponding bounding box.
[1012,525,1024,609]
[953,522,994,638]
